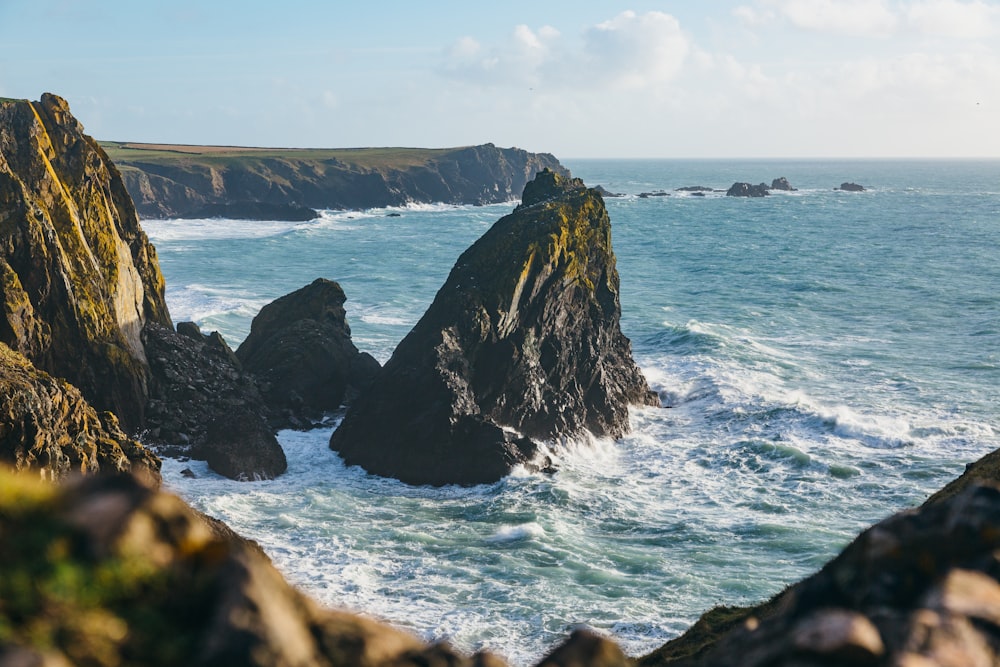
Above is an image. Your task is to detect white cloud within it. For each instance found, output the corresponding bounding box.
[441,11,689,91]
[904,0,1000,38]
[581,11,691,88]
[769,0,899,36]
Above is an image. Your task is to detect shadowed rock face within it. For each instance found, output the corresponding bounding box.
[0,343,161,484]
[639,483,1000,667]
[236,278,380,429]
[0,94,171,432]
[330,169,658,486]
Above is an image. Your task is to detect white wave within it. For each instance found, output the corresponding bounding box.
[486,523,546,543]
[143,218,313,241]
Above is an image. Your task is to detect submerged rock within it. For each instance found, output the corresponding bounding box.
[0,94,172,432]
[143,322,286,480]
[726,182,770,197]
[236,278,380,429]
[0,469,502,667]
[330,169,658,486]
[639,483,1000,667]
[0,343,160,484]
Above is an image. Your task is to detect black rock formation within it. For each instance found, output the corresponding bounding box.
[236,278,380,429]
[186,200,318,221]
[770,177,796,191]
[675,186,714,192]
[837,182,866,192]
[143,322,286,480]
[593,185,624,198]
[329,169,658,486]
[726,182,770,197]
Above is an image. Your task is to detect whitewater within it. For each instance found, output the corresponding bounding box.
[144,158,1000,665]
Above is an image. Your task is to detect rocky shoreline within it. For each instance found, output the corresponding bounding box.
[2,94,998,667]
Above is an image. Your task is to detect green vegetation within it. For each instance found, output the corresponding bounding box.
[99,141,473,170]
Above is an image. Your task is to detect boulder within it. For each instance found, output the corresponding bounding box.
[726,182,769,197]
[837,182,866,192]
[143,322,286,480]
[0,94,172,432]
[770,177,796,191]
[330,169,658,486]
[0,469,503,667]
[639,483,1000,666]
[0,342,160,484]
[236,278,380,429]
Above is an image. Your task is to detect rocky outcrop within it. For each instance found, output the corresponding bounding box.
[922,447,1000,506]
[0,94,172,432]
[770,177,796,191]
[0,342,160,484]
[639,483,1000,667]
[186,200,318,221]
[0,469,507,667]
[143,322,286,480]
[593,185,624,198]
[109,142,570,219]
[837,182,866,191]
[675,186,714,192]
[236,278,380,429]
[330,169,659,486]
[726,182,769,197]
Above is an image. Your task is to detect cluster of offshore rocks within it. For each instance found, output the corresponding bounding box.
[598,178,867,198]
[2,94,999,667]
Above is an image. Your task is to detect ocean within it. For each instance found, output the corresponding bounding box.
[143,159,1000,665]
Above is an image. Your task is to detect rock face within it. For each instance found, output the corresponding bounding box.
[639,483,1000,667]
[726,182,770,197]
[143,322,286,480]
[186,200,318,221]
[236,278,381,429]
[0,469,505,667]
[110,142,570,219]
[0,94,172,432]
[837,182,866,191]
[0,342,160,484]
[330,169,658,486]
[770,177,796,191]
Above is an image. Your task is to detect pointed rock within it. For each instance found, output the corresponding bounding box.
[330,169,658,486]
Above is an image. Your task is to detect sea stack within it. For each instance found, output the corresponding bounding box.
[330,169,659,486]
[0,94,172,431]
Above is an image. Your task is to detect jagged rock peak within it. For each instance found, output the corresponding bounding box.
[0,93,172,432]
[236,278,380,429]
[330,171,658,486]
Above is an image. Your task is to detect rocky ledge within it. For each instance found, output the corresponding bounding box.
[330,169,659,486]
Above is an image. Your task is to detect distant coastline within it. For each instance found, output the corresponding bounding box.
[102,141,568,220]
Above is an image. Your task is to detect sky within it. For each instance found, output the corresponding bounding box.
[1,0,998,158]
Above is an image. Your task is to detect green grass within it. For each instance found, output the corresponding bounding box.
[99,141,472,170]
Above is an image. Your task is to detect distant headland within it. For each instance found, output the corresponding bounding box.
[101,141,569,220]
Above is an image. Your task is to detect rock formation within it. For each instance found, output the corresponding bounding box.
[675,186,714,192]
[0,469,506,667]
[107,142,570,219]
[143,322,286,480]
[185,200,318,221]
[236,278,381,429]
[770,177,796,191]
[837,182,866,192]
[330,169,659,486]
[639,483,1000,667]
[0,342,161,484]
[726,182,770,197]
[0,94,172,432]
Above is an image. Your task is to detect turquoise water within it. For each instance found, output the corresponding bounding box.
[145,159,1000,665]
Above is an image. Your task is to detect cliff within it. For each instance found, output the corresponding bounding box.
[330,169,659,486]
[102,142,570,219]
[0,94,172,432]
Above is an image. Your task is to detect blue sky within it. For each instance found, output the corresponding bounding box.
[1,1,998,157]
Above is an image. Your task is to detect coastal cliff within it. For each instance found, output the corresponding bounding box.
[0,94,172,432]
[330,169,659,486]
[103,142,570,219]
